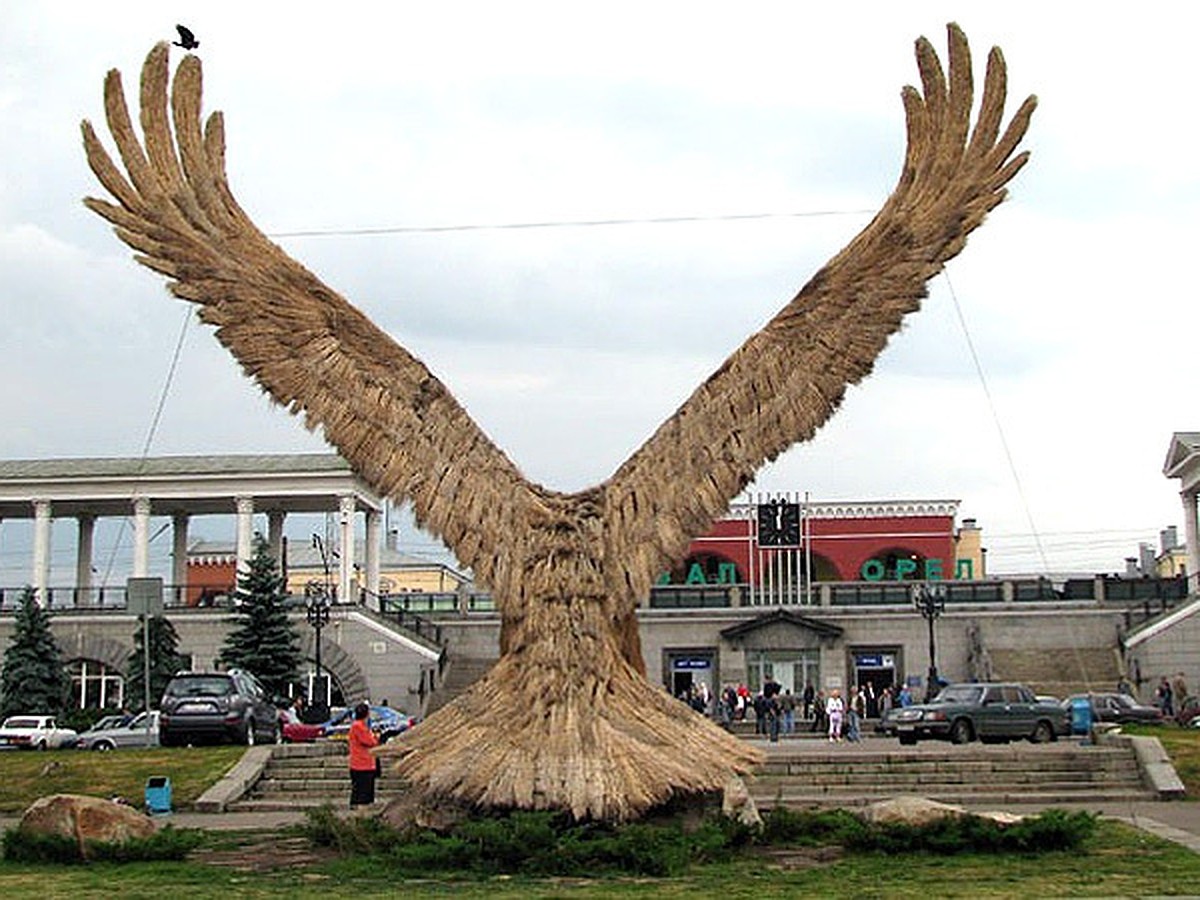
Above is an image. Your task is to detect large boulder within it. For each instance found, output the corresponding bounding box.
[19,794,158,858]
[860,795,1024,827]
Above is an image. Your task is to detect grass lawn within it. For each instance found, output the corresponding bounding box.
[0,818,1197,897]
[0,746,245,814]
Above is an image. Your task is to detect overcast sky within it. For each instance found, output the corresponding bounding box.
[1,2,1198,578]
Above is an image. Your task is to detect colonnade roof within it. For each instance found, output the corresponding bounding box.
[0,453,384,518]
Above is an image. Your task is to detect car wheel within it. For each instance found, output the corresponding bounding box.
[898,734,918,746]
[35,740,48,751]
[949,718,974,745]
[1030,721,1054,744]
[93,739,116,752]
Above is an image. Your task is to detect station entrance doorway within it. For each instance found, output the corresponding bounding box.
[667,651,715,702]
[852,649,899,718]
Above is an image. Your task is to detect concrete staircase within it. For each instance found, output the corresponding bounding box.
[232,743,404,811]
[232,735,1157,813]
[425,657,495,715]
[748,739,1155,809]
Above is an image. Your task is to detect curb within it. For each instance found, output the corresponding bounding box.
[194,746,275,812]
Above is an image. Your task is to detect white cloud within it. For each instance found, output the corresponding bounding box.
[2,1,1198,575]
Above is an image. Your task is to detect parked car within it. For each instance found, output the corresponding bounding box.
[889,683,1069,746]
[322,705,415,744]
[158,669,279,746]
[1061,692,1163,725]
[278,706,325,743]
[0,715,78,750]
[74,711,160,750]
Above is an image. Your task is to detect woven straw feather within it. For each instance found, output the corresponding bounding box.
[81,23,1034,821]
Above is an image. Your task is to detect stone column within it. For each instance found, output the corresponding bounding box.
[1183,490,1200,595]
[172,513,190,602]
[235,496,255,577]
[31,499,52,606]
[267,511,285,566]
[76,514,95,604]
[132,497,152,577]
[364,507,381,609]
[338,495,356,604]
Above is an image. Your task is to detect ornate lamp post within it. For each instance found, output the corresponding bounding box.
[911,582,947,702]
[305,584,331,720]
[305,534,334,720]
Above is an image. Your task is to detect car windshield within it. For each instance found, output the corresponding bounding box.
[165,677,234,697]
[2,718,40,729]
[933,686,984,704]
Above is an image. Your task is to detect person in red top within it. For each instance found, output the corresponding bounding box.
[348,702,380,807]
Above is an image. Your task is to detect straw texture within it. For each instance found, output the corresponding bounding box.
[81,23,1034,821]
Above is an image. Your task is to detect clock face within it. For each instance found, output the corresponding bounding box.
[757,501,801,547]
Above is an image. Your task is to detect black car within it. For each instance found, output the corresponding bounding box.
[159,669,279,746]
[889,682,1069,746]
[1061,692,1163,725]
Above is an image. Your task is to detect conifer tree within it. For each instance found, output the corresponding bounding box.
[1,589,67,717]
[218,535,303,698]
[126,614,186,711]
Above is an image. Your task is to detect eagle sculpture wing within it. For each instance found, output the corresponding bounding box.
[80,44,537,588]
[602,24,1035,599]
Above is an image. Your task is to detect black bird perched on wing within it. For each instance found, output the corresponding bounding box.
[172,25,199,50]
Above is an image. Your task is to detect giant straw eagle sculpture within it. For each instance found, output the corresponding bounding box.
[82,23,1034,821]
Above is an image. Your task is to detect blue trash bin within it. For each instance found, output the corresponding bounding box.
[1070,696,1093,736]
[145,776,172,816]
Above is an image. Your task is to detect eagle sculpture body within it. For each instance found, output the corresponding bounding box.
[82,24,1034,821]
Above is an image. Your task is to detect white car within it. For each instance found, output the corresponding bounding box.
[0,715,78,750]
[74,711,159,751]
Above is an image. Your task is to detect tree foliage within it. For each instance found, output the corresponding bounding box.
[126,615,186,711]
[218,536,303,697]
[1,589,67,717]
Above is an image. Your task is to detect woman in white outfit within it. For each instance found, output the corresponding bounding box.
[826,688,844,742]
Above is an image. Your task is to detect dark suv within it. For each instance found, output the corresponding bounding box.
[159,669,279,746]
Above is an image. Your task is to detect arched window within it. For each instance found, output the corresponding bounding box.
[65,658,124,710]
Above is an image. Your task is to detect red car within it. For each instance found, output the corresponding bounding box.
[278,709,324,743]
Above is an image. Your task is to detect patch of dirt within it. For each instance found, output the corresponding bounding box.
[190,834,338,873]
[753,844,844,870]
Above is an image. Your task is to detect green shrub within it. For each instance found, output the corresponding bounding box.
[300,804,1098,879]
[303,807,735,877]
[2,824,203,863]
[842,809,1097,854]
[2,828,81,864]
[759,806,866,845]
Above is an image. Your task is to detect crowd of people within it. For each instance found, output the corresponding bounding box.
[696,678,916,743]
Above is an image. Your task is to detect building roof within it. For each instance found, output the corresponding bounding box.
[719,608,844,640]
[0,453,351,480]
[0,453,382,518]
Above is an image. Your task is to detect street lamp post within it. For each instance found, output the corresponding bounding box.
[305,584,331,721]
[911,582,947,703]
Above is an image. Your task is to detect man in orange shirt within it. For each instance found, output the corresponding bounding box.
[348,702,380,807]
